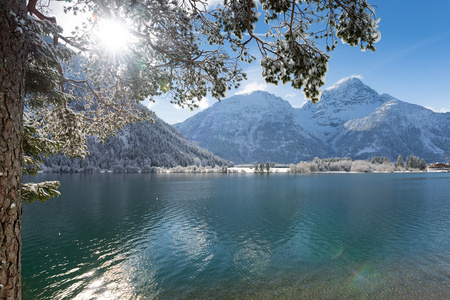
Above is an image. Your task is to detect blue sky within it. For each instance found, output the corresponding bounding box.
[148,0,450,124]
[52,1,450,124]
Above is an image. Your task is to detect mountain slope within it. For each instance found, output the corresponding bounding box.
[333,99,450,161]
[44,114,231,171]
[296,77,392,141]
[175,78,450,163]
[175,91,329,164]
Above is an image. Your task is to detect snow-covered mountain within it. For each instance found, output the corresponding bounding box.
[176,78,450,163]
[296,77,393,141]
[333,99,450,161]
[174,91,329,164]
[44,114,232,171]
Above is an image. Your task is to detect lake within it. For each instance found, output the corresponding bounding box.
[22,173,450,299]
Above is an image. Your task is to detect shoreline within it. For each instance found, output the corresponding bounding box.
[35,168,448,175]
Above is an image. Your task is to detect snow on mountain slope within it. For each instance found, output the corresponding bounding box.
[175,77,450,163]
[333,99,450,162]
[296,77,391,141]
[44,113,232,170]
[175,91,329,164]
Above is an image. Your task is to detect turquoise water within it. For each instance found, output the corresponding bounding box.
[22,173,450,299]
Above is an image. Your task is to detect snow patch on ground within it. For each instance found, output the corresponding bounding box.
[356,146,377,156]
[228,167,290,173]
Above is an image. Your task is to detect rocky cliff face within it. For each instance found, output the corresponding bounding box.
[175,91,329,164]
[175,78,450,163]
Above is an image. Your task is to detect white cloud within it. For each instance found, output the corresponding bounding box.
[326,75,364,90]
[146,101,157,110]
[425,106,450,113]
[285,93,297,99]
[351,74,364,79]
[172,104,183,110]
[335,74,364,84]
[292,100,308,109]
[198,97,210,110]
[236,82,269,95]
[172,97,210,111]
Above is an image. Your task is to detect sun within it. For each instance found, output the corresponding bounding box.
[96,19,130,53]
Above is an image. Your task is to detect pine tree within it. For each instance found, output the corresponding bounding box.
[0,0,381,296]
[419,159,427,170]
[0,1,28,296]
[395,155,404,169]
[408,154,420,169]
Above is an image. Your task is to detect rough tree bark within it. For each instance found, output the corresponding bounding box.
[0,0,28,298]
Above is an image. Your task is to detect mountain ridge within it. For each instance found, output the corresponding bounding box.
[175,77,450,163]
[44,113,232,171]
[175,91,329,164]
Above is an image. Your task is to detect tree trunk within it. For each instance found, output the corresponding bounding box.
[0,0,28,298]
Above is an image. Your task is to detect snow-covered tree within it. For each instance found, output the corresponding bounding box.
[406,154,425,170]
[395,154,405,169]
[43,116,231,171]
[351,160,373,173]
[419,158,427,170]
[1,0,380,297]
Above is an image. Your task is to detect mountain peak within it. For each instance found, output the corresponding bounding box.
[318,77,382,107]
[228,90,282,102]
[219,90,292,112]
[297,77,388,141]
[241,90,272,96]
[175,91,329,164]
[326,76,365,91]
[176,78,450,164]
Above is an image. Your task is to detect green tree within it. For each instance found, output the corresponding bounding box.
[419,158,427,170]
[406,156,411,169]
[395,154,404,169]
[407,154,419,169]
[0,0,380,296]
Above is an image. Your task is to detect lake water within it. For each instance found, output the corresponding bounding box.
[22,173,450,299]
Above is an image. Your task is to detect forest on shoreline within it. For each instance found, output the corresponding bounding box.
[42,155,431,174]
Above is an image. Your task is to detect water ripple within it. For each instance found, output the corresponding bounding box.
[22,173,450,299]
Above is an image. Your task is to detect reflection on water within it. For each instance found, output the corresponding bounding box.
[22,173,450,299]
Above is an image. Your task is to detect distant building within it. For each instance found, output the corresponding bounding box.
[427,162,450,171]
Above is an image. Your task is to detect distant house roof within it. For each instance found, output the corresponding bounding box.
[428,162,450,169]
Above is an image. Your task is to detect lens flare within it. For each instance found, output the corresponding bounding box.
[97,19,130,53]
[346,262,382,293]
